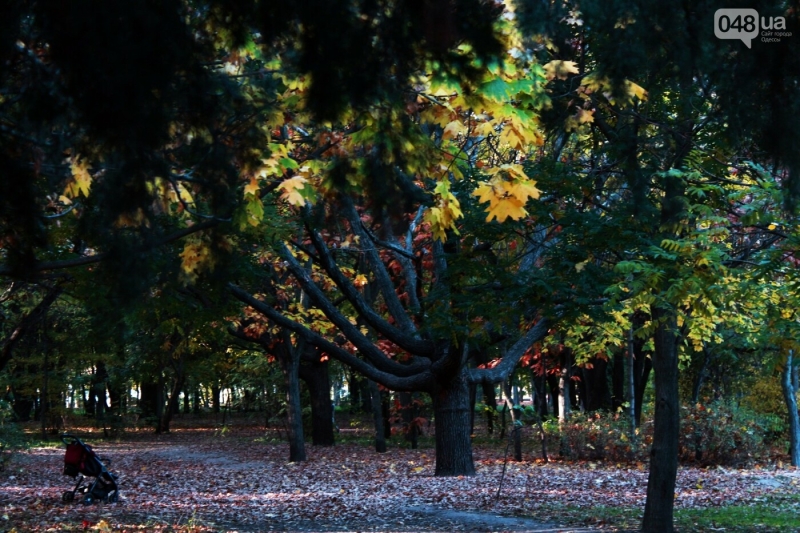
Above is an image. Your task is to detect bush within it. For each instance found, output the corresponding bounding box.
[537,401,778,466]
[543,411,650,463]
[679,401,772,466]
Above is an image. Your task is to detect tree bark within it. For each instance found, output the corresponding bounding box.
[279,347,306,462]
[368,379,386,453]
[531,370,548,419]
[503,380,522,461]
[633,335,652,428]
[642,307,680,533]
[211,384,221,413]
[582,357,610,412]
[782,352,800,467]
[432,367,475,476]
[158,355,185,434]
[558,350,571,423]
[612,349,625,412]
[482,382,497,434]
[299,357,335,446]
[399,391,419,449]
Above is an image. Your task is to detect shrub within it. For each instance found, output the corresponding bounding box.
[679,401,770,466]
[542,411,650,463]
[536,401,778,466]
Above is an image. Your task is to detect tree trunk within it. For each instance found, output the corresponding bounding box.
[558,351,571,423]
[158,355,185,434]
[93,362,109,422]
[368,379,386,453]
[399,391,419,449]
[582,357,610,412]
[279,350,306,462]
[547,374,559,417]
[482,382,497,434]
[691,348,711,405]
[612,349,625,412]
[469,382,477,435]
[628,325,637,439]
[503,380,522,461]
[642,307,680,533]
[193,388,201,414]
[211,384,221,413]
[139,382,160,419]
[381,394,391,438]
[531,371,548,419]
[633,338,652,428]
[432,367,475,476]
[299,357,335,446]
[158,375,184,434]
[782,352,800,467]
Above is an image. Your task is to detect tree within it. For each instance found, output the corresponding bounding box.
[512,1,799,531]
[230,195,550,475]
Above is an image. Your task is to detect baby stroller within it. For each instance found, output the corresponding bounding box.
[60,434,119,504]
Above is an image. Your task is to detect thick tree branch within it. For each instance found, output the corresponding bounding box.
[0,283,65,372]
[340,198,418,334]
[228,283,433,391]
[302,224,435,356]
[277,242,431,373]
[467,318,550,385]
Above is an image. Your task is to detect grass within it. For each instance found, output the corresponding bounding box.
[674,492,800,532]
[538,493,800,532]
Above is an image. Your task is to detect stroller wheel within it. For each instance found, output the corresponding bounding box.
[81,495,94,505]
[61,491,74,503]
[107,492,119,503]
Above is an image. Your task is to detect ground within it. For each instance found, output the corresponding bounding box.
[1,419,798,532]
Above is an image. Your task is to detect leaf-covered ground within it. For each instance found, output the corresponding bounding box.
[1,423,798,532]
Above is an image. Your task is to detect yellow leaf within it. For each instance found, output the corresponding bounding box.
[442,120,467,140]
[543,60,579,81]
[64,156,93,198]
[507,179,541,202]
[626,80,648,101]
[277,175,309,206]
[244,177,260,197]
[565,108,595,132]
[473,183,496,205]
[485,196,527,223]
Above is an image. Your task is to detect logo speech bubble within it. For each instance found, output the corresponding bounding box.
[715,9,759,48]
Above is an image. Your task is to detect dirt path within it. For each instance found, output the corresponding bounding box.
[1,428,792,532]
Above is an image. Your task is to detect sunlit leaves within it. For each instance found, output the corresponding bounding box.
[277,175,310,206]
[64,156,92,198]
[472,164,540,222]
[543,60,579,81]
[426,180,463,241]
[180,233,215,284]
